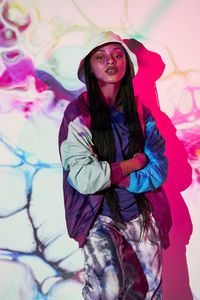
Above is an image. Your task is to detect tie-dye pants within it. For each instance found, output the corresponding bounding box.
[82,214,162,300]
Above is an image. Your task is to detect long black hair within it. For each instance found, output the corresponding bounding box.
[84,48,151,229]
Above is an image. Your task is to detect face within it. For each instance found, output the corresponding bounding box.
[89,43,126,85]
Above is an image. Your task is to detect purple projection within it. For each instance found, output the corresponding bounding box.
[0,0,199,299]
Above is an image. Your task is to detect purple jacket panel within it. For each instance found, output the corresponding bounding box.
[145,187,172,249]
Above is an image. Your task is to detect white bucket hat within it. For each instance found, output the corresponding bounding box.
[78,31,138,83]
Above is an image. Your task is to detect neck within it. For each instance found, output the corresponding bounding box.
[98,81,120,107]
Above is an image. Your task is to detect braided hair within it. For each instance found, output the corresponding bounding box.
[84,48,151,228]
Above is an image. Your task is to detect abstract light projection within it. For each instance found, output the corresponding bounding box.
[0,0,199,299]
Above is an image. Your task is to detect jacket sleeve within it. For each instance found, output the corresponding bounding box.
[60,114,121,194]
[125,112,168,193]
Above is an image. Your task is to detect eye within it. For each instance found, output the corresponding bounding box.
[113,51,124,59]
[95,56,104,60]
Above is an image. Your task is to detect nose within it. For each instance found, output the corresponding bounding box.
[106,55,116,65]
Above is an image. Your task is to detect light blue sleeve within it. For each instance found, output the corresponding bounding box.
[60,116,112,195]
[126,114,168,193]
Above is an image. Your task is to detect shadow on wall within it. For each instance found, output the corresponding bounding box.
[127,38,193,300]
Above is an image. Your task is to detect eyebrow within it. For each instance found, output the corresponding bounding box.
[95,47,124,53]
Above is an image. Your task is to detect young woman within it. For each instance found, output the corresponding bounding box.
[59,31,172,299]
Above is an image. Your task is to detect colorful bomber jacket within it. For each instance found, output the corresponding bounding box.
[58,92,172,249]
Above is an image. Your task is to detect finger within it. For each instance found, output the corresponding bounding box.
[88,145,98,158]
[88,144,93,152]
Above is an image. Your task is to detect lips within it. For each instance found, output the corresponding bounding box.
[105,66,118,75]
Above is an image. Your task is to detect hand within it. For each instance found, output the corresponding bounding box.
[119,152,149,177]
[133,152,149,170]
[88,144,98,159]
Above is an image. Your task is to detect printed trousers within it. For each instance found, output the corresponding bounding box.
[82,214,162,300]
